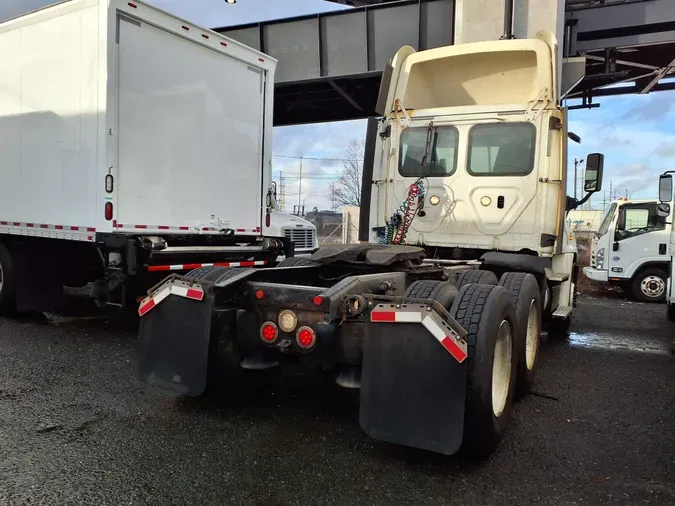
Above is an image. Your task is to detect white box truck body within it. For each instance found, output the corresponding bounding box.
[0,0,317,312]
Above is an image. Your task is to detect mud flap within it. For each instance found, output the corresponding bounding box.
[359,319,467,455]
[136,291,215,396]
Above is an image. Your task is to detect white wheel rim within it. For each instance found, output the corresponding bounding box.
[641,276,665,298]
[492,319,513,418]
[525,299,539,371]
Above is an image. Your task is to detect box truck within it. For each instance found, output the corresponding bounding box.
[0,0,316,313]
[583,199,671,302]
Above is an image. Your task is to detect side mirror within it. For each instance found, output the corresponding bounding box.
[272,181,278,198]
[584,153,604,193]
[658,202,671,219]
[659,174,672,203]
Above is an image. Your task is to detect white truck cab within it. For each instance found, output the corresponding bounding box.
[583,199,671,302]
[657,173,675,320]
[367,31,604,331]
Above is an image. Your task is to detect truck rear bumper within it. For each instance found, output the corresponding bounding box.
[583,266,608,283]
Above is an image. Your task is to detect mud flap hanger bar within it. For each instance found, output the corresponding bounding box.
[367,297,469,363]
[138,275,206,317]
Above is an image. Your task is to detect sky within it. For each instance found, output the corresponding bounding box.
[142,0,675,212]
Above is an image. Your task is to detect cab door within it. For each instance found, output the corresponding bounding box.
[610,202,669,276]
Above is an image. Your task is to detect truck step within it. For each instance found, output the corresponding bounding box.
[549,273,570,282]
[552,306,573,319]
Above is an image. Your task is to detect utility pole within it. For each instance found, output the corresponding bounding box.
[330,182,337,213]
[278,170,286,212]
[297,157,303,211]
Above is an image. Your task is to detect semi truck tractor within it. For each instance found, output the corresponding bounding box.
[136,29,604,458]
[583,199,671,302]
[0,0,316,314]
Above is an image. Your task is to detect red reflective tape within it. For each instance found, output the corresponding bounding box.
[70,226,79,231]
[26,223,34,228]
[147,265,171,272]
[40,224,49,229]
[135,225,147,229]
[371,311,396,322]
[179,226,189,231]
[182,263,202,270]
[116,224,124,228]
[440,336,467,362]
[12,222,20,226]
[55,225,63,230]
[87,236,94,241]
[138,299,156,317]
[255,227,261,232]
[87,227,96,232]
[0,221,7,225]
[112,220,118,227]
[185,288,203,300]
[239,261,255,267]
[213,262,232,267]
[236,228,245,232]
[158,226,170,230]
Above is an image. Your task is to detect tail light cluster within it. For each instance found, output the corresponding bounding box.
[260,309,316,350]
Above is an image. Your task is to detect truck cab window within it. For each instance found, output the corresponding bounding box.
[615,203,665,241]
[467,123,536,176]
[399,126,458,178]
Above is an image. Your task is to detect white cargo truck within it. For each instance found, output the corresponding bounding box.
[0,0,316,314]
[583,199,671,302]
[657,173,675,320]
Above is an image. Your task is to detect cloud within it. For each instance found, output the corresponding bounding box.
[619,93,675,123]
[653,140,675,159]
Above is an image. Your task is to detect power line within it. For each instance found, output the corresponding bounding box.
[273,154,363,162]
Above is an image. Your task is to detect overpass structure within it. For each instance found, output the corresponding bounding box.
[215,0,675,126]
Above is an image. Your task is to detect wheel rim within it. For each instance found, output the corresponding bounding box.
[525,299,539,371]
[641,275,665,298]
[492,319,513,418]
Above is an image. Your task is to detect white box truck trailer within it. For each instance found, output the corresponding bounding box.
[0,0,317,313]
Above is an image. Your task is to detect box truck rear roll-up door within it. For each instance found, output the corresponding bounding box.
[116,15,265,233]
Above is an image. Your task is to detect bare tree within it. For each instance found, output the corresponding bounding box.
[332,140,364,208]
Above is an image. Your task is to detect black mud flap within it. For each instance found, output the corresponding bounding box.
[136,291,215,396]
[359,318,467,455]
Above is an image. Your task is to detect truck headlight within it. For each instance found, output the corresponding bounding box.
[596,248,605,269]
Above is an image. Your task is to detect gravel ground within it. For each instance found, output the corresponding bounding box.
[0,294,673,505]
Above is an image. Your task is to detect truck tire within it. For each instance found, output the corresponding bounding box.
[631,268,668,303]
[457,269,498,289]
[186,266,249,284]
[498,273,541,399]
[405,279,458,308]
[277,256,317,267]
[450,283,517,457]
[0,243,17,316]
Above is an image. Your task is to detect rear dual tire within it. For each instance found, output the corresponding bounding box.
[0,243,16,316]
[498,273,542,398]
[450,283,517,458]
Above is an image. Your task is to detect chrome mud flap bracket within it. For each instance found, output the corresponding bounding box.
[136,276,215,396]
[359,301,469,455]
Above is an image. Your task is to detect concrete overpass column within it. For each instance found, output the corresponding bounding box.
[454,0,565,44]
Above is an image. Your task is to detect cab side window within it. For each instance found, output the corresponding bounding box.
[615,203,665,241]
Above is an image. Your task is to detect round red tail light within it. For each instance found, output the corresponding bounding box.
[296,326,316,349]
[260,322,278,343]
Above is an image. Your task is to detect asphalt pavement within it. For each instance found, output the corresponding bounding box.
[0,294,673,505]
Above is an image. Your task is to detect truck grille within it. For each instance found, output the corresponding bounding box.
[283,228,315,250]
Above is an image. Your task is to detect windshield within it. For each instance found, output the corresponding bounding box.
[467,123,536,176]
[399,126,458,177]
[597,202,617,237]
